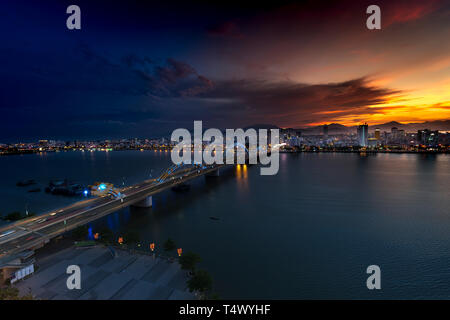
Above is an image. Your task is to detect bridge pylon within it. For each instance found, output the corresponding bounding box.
[131,195,153,208]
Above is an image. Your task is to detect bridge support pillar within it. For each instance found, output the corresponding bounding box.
[132,196,152,208]
[206,169,220,177]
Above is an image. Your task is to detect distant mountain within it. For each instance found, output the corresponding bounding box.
[375,121,402,128]
[297,123,352,135]
[241,120,449,135]
[296,120,450,135]
[366,120,450,133]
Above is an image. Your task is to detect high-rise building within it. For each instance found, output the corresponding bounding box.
[357,123,369,147]
[374,128,381,140]
[417,129,439,146]
[391,127,398,141]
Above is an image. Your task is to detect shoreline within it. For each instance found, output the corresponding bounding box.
[1,148,449,157]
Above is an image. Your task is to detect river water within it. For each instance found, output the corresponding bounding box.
[1,151,450,299]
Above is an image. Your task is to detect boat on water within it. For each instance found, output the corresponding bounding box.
[45,179,84,196]
[209,216,220,221]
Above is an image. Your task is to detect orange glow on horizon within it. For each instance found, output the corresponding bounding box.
[302,96,450,127]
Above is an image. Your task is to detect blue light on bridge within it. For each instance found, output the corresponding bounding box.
[88,227,94,240]
[99,183,107,190]
[83,190,89,196]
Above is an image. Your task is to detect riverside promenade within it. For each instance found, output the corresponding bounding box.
[14,245,196,300]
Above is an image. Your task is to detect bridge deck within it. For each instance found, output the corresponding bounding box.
[0,164,225,266]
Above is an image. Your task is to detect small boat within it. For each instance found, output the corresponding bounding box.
[209,216,220,221]
[27,188,41,193]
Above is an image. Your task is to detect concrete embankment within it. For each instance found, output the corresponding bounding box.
[14,245,196,300]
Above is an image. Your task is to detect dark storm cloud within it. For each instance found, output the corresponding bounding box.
[192,77,401,127]
[100,49,401,127]
[70,46,213,99]
[81,47,400,126]
[2,44,211,100]
[0,43,401,140]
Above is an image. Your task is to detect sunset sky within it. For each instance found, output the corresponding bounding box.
[1,0,449,140]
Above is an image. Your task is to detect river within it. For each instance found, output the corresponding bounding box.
[1,151,449,299]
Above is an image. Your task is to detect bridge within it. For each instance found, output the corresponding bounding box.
[0,162,226,276]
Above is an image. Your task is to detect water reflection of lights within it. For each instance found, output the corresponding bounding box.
[236,164,248,179]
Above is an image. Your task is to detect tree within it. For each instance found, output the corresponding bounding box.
[187,269,212,294]
[0,286,33,300]
[72,225,89,240]
[3,211,22,221]
[163,238,176,252]
[2,211,36,221]
[179,251,201,272]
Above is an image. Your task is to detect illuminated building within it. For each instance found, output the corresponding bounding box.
[357,123,369,147]
[417,129,439,146]
[374,128,381,140]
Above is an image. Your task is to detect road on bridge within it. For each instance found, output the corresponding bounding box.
[0,163,225,265]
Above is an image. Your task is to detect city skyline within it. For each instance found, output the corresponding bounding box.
[1,118,449,143]
[1,0,449,141]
